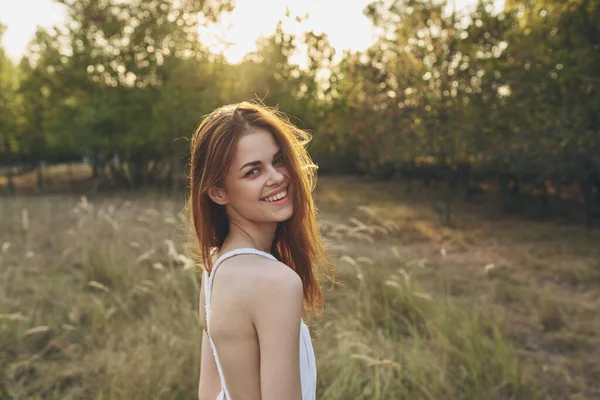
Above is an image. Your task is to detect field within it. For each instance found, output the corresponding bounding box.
[1,173,599,399]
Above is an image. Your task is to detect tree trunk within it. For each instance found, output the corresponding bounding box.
[147,160,159,186]
[455,162,474,201]
[129,158,145,189]
[91,154,108,193]
[108,158,130,189]
[499,173,523,214]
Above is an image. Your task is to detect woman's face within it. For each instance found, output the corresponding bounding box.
[214,129,294,224]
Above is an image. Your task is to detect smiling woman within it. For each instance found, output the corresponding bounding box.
[213,129,295,224]
[189,101,334,400]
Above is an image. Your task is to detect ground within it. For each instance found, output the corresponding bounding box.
[316,176,600,399]
[1,167,599,399]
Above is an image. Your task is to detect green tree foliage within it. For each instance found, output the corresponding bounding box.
[2,0,599,226]
[0,23,20,193]
[500,0,600,225]
[0,23,17,161]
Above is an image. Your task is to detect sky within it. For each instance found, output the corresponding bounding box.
[0,0,504,64]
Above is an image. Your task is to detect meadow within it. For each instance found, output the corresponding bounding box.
[1,173,599,399]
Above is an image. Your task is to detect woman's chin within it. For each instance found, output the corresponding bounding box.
[275,204,294,222]
[272,206,293,222]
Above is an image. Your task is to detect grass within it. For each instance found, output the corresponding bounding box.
[1,174,599,399]
[315,263,531,399]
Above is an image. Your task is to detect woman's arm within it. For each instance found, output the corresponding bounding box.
[198,272,222,400]
[251,265,304,400]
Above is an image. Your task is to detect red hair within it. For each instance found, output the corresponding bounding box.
[189,102,334,316]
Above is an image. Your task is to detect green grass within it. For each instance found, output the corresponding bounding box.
[1,189,538,399]
[315,254,533,400]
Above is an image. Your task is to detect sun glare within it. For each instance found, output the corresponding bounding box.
[198,0,375,64]
[1,0,504,64]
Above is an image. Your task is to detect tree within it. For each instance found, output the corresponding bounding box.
[498,0,600,226]
[0,23,19,193]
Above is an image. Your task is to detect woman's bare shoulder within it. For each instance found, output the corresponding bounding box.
[231,254,300,282]
[225,255,302,305]
[233,256,303,330]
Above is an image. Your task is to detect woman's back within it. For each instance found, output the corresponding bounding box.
[202,248,317,400]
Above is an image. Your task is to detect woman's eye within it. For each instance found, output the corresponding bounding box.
[245,157,283,177]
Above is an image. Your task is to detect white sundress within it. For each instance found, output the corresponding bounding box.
[203,247,317,400]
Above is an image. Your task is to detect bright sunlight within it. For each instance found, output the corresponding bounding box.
[1,0,503,64]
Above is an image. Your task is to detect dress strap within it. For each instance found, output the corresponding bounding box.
[214,247,277,269]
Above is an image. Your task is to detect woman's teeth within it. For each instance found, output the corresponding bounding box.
[263,189,287,202]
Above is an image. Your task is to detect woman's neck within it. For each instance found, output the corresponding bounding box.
[220,222,278,254]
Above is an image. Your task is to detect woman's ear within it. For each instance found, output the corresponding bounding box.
[208,186,228,205]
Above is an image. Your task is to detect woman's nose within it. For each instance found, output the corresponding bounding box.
[266,165,285,184]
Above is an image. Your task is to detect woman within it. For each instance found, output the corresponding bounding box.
[189,102,333,400]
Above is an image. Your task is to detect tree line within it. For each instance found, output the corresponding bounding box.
[0,0,599,227]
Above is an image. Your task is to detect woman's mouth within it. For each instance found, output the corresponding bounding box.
[260,187,289,204]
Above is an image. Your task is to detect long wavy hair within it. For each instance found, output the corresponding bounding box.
[189,101,333,317]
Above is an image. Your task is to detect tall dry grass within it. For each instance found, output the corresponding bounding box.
[0,194,536,399]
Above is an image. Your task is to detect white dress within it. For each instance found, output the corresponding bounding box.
[203,247,317,400]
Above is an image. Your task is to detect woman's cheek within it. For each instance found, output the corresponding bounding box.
[250,179,265,199]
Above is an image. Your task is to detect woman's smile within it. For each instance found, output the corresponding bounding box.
[261,190,289,204]
[260,186,289,203]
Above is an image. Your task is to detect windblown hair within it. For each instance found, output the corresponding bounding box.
[189,101,333,317]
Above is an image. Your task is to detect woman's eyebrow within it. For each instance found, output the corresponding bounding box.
[239,150,282,171]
